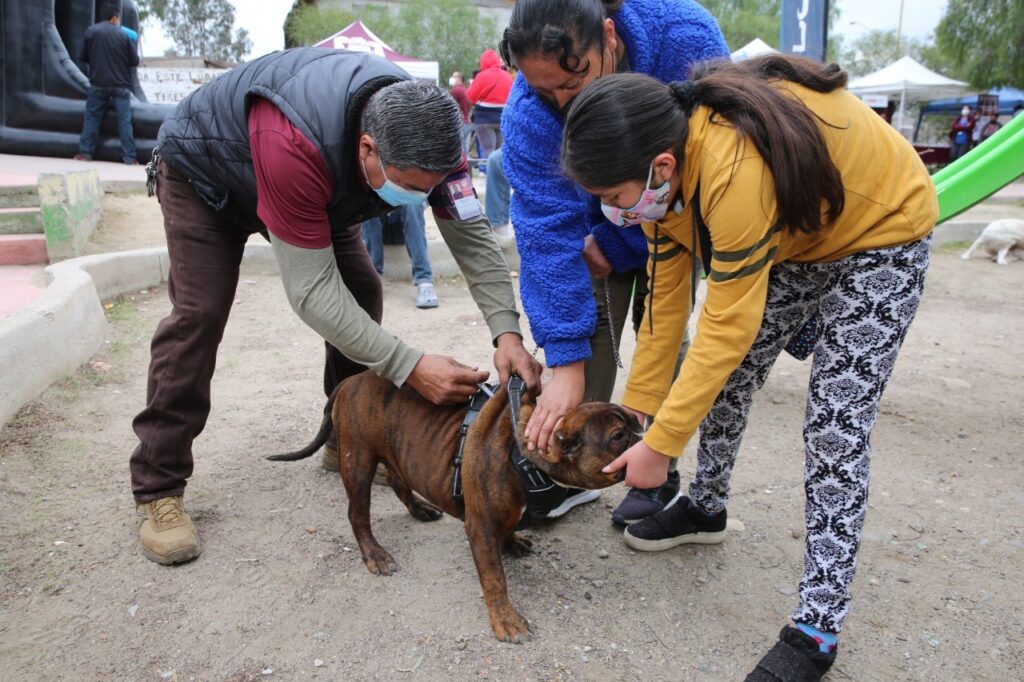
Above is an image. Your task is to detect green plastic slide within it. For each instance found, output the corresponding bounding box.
[933,113,1024,224]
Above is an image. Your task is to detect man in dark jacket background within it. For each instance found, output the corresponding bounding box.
[132,48,542,566]
[74,3,140,164]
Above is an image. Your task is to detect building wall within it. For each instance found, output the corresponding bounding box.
[137,68,227,104]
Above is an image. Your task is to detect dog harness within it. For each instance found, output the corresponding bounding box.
[451,376,565,521]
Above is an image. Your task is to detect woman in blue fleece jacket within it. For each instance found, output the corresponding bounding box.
[499,0,728,521]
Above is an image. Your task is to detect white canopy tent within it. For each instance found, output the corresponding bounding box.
[847,56,968,136]
[730,38,777,62]
[315,21,440,83]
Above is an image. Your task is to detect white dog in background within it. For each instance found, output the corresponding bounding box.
[961,219,1024,265]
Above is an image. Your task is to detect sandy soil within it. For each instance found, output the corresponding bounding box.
[0,194,1022,681]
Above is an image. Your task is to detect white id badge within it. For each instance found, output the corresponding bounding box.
[445,174,482,221]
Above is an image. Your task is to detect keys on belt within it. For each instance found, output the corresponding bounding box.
[145,148,160,197]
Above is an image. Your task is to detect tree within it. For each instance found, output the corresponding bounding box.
[285,0,497,82]
[285,5,374,49]
[935,0,1024,88]
[700,0,841,60]
[701,0,783,52]
[838,29,909,78]
[145,0,253,63]
[133,0,161,25]
[386,0,498,80]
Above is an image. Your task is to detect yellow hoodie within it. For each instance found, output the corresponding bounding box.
[623,82,938,457]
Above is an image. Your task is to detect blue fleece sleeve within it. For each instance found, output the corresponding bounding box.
[502,79,595,367]
[591,218,649,272]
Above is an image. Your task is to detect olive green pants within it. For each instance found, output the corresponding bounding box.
[584,268,688,471]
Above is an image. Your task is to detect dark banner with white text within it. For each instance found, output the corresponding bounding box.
[780,0,830,62]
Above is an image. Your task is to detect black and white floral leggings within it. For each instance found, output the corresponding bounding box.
[690,235,932,633]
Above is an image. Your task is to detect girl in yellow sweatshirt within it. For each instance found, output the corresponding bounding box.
[560,55,937,680]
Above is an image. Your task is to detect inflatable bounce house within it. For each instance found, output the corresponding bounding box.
[0,0,172,162]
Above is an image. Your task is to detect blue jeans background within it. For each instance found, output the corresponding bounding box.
[485,148,510,227]
[79,86,137,163]
[361,202,432,284]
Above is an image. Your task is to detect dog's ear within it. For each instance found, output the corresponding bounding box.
[537,429,578,465]
[612,405,644,434]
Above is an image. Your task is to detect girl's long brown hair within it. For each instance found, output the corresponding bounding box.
[562,54,849,234]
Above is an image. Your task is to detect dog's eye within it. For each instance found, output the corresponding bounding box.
[610,430,626,443]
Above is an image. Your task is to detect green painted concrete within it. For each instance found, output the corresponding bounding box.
[0,185,40,209]
[0,207,44,235]
[39,170,102,261]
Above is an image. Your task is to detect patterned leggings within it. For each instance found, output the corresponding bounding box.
[690,236,931,633]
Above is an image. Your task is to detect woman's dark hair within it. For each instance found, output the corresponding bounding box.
[499,0,622,74]
[100,3,121,20]
[562,54,850,234]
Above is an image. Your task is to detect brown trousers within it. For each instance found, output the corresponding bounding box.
[130,161,382,502]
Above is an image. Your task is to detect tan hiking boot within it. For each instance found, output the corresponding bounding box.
[137,496,200,565]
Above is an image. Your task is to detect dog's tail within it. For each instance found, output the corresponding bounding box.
[266,395,335,462]
[961,234,984,260]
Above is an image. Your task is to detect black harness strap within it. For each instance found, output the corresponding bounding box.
[507,376,563,522]
[451,383,495,500]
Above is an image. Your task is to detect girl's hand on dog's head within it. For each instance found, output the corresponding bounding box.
[603,441,671,489]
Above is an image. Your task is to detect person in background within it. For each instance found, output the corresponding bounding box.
[361,202,440,308]
[561,57,937,681]
[499,0,729,524]
[466,49,513,163]
[484,148,513,245]
[979,114,1002,143]
[949,105,975,161]
[448,71,474,155]
[74,2,140,165]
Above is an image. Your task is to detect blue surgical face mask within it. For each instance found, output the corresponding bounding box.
[600,161,671,227]
[364,154,429,207]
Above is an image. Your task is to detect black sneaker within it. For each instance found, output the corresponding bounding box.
[745,626,837,681]
[623,496,727,551]
[611,470,682,525]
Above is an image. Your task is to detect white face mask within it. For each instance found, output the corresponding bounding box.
[600,162,671,227]
[448,77,458,87]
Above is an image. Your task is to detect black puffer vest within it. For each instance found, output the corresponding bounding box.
[157,48,409,234]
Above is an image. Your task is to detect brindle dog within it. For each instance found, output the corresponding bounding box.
[269,371,640,642]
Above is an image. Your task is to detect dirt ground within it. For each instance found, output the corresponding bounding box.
[1,192,1022,681]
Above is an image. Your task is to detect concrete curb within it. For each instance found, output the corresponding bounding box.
[933,221,986,245]
[0,243,276,428]
[40,170,103,261]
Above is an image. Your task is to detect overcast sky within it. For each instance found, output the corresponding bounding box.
[139,0,950,61]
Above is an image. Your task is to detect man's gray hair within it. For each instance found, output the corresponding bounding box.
[362,80,463,174]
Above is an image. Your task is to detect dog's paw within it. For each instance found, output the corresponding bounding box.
[503,532,533,557]
[363,547,398,576]
[489,607,532,644]
[408,499,444,522]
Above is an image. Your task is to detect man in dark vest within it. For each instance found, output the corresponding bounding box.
[74,3,140,164]
[132,48,558,566]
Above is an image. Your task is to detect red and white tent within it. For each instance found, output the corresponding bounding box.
[315,21,440,83]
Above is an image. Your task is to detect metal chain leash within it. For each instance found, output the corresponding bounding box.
[603,278,623,369]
